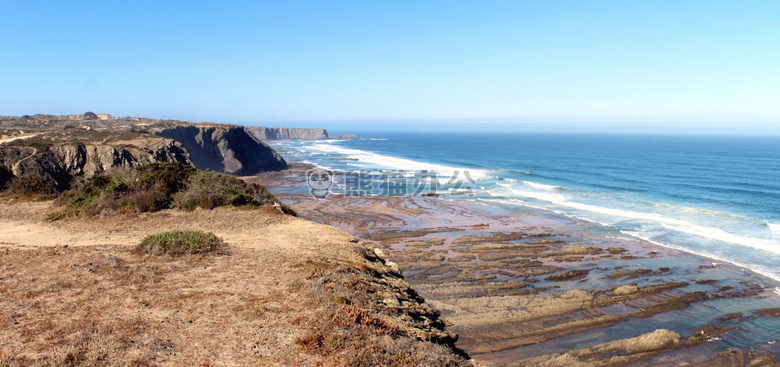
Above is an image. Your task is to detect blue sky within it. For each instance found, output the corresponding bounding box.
[1,1,779,133]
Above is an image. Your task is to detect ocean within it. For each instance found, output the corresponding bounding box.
[272,132,780,284]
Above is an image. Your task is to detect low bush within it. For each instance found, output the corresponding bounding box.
[2,174,56,199]
[137,230,225,256]
[53,162,292,216]
[173,171,278,210]
[134,162,196,197]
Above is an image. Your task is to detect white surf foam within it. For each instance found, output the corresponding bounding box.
[301,142,488,179]
[654,202,742,219]
[622,231,780,283]
[521,181,560,190]
[500,186,780,257]
[561,201,780,256]
[768,223,780,233]
[508,189,569,203]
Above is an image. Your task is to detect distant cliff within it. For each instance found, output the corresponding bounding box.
[0,139,190,191]
[0,114,291,192]
[246,126,329,141]
[154,124,287,175]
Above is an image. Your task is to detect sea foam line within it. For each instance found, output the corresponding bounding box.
[300,142,488,179]
[521,181,560,190]
[484,194,780,282]
[502,188,780,256]
[622,231,780,283]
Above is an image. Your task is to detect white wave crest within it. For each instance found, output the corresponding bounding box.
[301,142,488,179]
[521,181,560,190]
[768,223,780,233]
[557,201,780,256]
[508,189,569,203]
[495,187,780,257]
[621,231,780,283]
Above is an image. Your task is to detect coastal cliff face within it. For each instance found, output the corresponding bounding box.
[0,139,190,191]
[1,114,292,191]
[245,126,329,141]
[154,124,287,175]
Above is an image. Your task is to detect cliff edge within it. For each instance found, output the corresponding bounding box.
[0,138,189,191]
[154,124,287,175]
[246,126,329,141]
[0,114,289,190]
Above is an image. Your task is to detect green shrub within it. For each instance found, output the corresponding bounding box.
[125,189,168,212]
[55,162,292,216]
[61,163,194,212]
[46,210,71,221]
[3,174,56,199]
[27,141,53,150]
[134,162,196,197]
[173,171,276,210]
[64,174,117,208]
[137,230,225,256]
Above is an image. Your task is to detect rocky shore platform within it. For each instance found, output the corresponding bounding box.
[252,166,780,366]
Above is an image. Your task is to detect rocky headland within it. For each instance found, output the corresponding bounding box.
[245,126,362,141]
[246,126,330,141]
[0,113,287,191]
[154,123,287,174]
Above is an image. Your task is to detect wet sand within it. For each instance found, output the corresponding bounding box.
[248,168,780,366]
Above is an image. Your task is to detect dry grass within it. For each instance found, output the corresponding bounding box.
[0,244,470,367]
[289,248,471,367]
[0,202,471,366]
[0,245,318,366]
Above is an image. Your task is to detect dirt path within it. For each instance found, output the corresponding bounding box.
[0,133,38,145]
[0,201,354,257]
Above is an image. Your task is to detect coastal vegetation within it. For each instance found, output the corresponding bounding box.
[42,162,295,218]
[138,230,226,256]
[2,174,56,200]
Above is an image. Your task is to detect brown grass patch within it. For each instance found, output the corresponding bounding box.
[0,245,321,366]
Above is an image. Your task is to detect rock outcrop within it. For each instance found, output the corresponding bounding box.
[0,139,190,191]
[246,126,329,141]
[154,124,287,175]
[332,132,361,140]
[0,115,290,191]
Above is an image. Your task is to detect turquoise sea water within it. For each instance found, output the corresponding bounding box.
[272,132,780,284]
